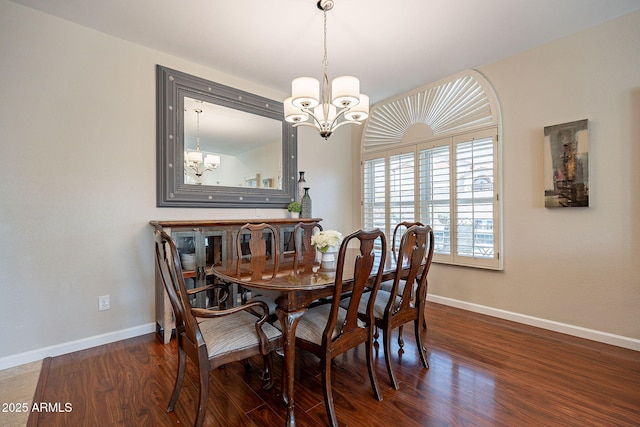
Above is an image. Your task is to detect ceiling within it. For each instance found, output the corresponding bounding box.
[11,0,640,104]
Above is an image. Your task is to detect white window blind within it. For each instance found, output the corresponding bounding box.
[455,136,495,260]
[389,150,415,248]
[419,144,451,257]
[362,156,386,233]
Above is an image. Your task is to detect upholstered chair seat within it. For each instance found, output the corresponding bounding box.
[197,312,282,359]
[286,303,366,345]
[340,290,401,321]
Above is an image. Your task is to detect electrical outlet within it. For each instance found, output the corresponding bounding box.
[99,295,111,311]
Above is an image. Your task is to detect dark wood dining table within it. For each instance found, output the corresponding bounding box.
[211,248,407,427]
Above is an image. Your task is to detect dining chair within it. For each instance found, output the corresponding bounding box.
[294,229,387,427]
[236,223,280,315]
[345,224,434,390]
[293,221,333,309]
[390,221,425,252]
[154,230,282,427]
[378,221,424,345]
[293,221,322,267]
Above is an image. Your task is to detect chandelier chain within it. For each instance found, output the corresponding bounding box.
[195,108,201,150]
[323,8,328,69]
[321,8,330,117]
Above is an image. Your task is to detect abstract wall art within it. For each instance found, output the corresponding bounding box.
[543,119,589,208]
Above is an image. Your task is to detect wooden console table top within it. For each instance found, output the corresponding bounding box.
[150,218,322,229]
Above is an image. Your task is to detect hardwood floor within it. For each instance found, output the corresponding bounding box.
[26,302,640,426]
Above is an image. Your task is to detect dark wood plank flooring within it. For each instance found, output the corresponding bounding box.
[29,302,640,426]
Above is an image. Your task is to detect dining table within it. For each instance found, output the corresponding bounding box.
[211,247,408,427]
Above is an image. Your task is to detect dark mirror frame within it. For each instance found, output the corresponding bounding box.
[156,65,297,208]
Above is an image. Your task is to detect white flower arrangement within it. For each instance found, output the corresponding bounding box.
[311,229,343,253]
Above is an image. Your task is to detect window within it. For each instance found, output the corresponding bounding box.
[454,133,496,262]
[362,128,501,270]
[360,70,502,270]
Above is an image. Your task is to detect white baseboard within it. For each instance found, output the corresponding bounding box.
[0,323,156,371]
[427,295,640,352]
[3,298,638,371]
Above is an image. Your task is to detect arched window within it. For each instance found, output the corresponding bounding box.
[361,70,502,269]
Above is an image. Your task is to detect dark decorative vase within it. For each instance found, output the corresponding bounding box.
[297,171,306,202]
[301,187,312,218]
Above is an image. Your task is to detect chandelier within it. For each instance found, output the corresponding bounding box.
[184,108,220,184]
[284,0,369,140]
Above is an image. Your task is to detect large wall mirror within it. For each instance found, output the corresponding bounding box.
[157,65,297,207]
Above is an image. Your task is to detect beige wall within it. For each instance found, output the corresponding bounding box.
[0,0,354,367]
[425,10,640,344]
[1,1,638,368]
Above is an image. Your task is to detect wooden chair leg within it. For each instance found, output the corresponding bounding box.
[261,353,275,390]
[168,347,187,412]
[382,328,399,390]
[398,325,405,348]
[195,363,210,427]
[414,318,429,369]
[321,356,339,427]
[366,338,383,400]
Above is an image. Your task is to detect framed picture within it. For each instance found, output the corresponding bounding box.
[543,119,589,208]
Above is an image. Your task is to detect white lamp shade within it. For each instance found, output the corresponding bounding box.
[291,77,320,109]
[314,104,337,126]
[187,151,203,163]
[344,93,370,121]
[284,97,309,123]
[204,154,220,167]
[331,76,360,108]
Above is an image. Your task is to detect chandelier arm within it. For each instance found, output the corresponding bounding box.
[331,119,362,131]
[292,121,321,130]
[323,105,349,130]
[300,108,326,130]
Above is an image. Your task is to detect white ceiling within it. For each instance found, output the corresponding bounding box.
[11,0,640,104]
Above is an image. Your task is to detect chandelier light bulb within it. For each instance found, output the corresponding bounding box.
[204,154,220,168]
[284,97,310,123]
[344,94,369,121]
[331,76,360,108]
[292,77,320,109]
[187,151,203,163]
[314,104,337,126]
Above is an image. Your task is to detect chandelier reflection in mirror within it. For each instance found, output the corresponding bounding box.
[284,0,369,140]
[184,108,221,184]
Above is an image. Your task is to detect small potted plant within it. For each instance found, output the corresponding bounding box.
[287,201,302,218]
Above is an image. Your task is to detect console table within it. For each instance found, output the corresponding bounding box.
[150,218,322,344]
